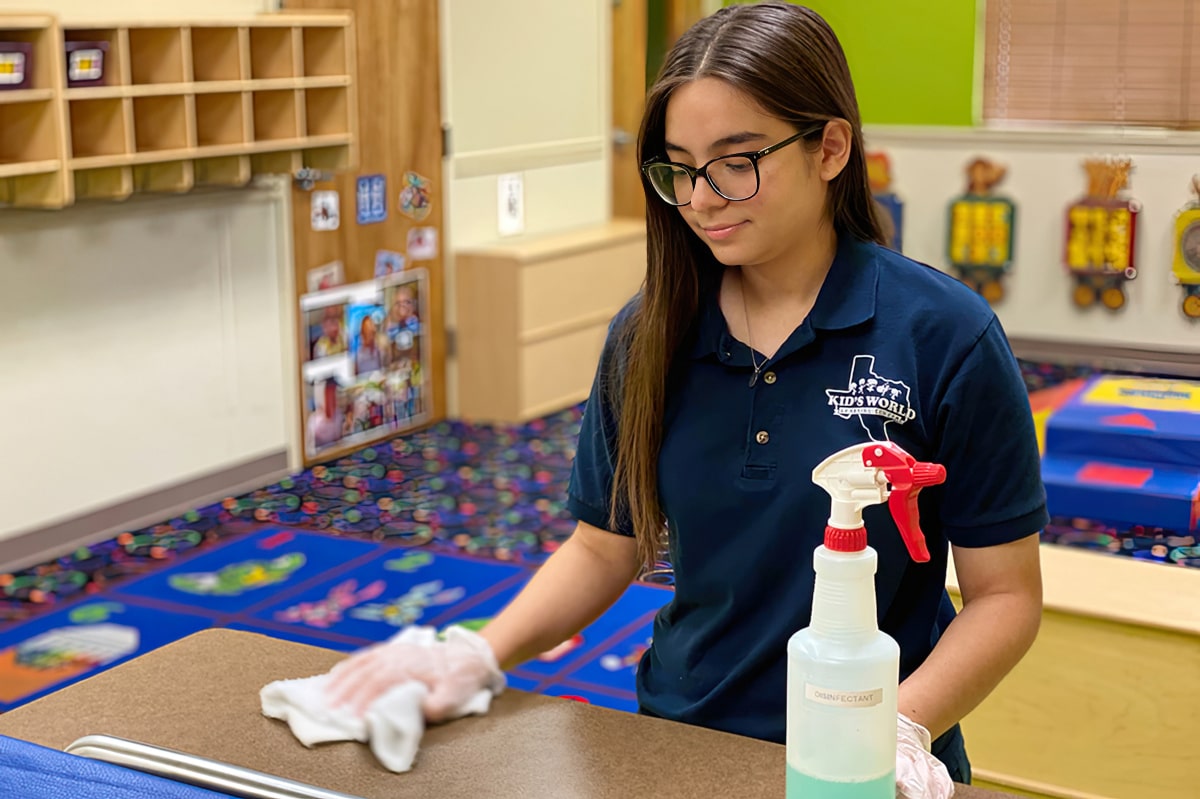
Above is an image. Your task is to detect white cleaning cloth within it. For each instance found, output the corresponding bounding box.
[259,626,500,773]
[261,673,428,772]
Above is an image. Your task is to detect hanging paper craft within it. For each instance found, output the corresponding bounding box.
[946,157,1015,305]
[398,171,432,221]
[1171,175,1200,320]
[866,151,903,252]
[1064,157,1139,312]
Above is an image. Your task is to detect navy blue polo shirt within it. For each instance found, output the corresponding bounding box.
[566,233,1048,745]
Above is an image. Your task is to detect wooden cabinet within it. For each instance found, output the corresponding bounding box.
[950,546,1200,799]
[0,11,357,209]
[455,219,647,423]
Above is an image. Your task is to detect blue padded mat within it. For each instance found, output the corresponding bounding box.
[0,735,237,799]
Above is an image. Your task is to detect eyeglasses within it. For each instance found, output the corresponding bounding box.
[641,124,826,207]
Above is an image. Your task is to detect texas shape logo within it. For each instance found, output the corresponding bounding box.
[825,355,916,441]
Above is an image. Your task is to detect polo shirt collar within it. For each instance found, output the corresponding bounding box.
[688,232,880,361]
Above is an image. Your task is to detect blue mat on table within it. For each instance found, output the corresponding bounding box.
[0,735,238,799]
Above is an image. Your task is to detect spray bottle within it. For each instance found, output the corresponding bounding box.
[786,441,946,799]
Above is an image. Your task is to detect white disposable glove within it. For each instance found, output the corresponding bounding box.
[895,713,955,799]
[325,625,505,723]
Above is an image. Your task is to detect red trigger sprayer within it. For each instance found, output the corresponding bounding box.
[786,441,946,798]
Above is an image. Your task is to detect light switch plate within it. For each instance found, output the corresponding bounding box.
[498,173,525,237]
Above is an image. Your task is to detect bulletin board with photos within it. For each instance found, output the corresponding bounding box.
[284,0,445,467]
[300,269,431,462]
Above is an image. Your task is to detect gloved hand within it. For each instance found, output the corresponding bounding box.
[896,713,955,799]
[325,625,506,723]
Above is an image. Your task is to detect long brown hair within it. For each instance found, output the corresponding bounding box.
[609,2,887,570]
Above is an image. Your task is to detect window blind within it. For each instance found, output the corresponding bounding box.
[982,0,1197,128]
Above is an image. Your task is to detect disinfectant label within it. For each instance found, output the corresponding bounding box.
[805,684,883,708]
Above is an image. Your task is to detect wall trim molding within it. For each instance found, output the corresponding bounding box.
[0,450,290,574]
[865,122,1200,152]
[1008,336,1200,378]
[451,136,606,179]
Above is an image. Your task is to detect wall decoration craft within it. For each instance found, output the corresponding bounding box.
[866,151,903,252]
[946,157,1015,305]
[1172,175,1200,320]
[300,269,432,461]
[1064,157,1140,312]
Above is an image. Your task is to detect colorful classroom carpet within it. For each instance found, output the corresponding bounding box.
[0,525,669,713]
[0,358,1194,714]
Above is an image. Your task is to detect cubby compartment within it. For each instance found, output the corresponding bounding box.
[191,27,243,82]
[302,26,347,77]
[74,165,131,201]
[63,29,123,88]
[195,91,247,147]
[132,94,189,152]
[0,23,55,91]
[68,98,129,158]
[128,27,186,84]
[0,99,60,168]
[0,40,34,91]
[249,26,296,80]
[303,86,348,137]
[252,89,299,141]
[133,160,192,192]
[195,155,249,187]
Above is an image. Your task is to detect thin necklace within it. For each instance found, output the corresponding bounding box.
[740,273,765,388]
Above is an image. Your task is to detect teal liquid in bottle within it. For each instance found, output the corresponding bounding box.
[787,765,895,799]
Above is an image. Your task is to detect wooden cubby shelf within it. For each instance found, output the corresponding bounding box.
[0,11,356,209]
[0,14,69,207]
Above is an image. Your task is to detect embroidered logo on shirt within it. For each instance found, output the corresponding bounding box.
[825,355,916,441]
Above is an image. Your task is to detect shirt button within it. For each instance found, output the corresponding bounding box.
[755,431,770,445]
[763,372,777,385]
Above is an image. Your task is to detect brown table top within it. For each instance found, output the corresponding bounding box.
[0,629,1013,798]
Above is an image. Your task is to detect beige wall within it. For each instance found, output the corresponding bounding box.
[0,188,296,544]
[439,0,612,414]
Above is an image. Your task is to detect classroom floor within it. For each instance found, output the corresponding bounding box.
[0,359,1192,715]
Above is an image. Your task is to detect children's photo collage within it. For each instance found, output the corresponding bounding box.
[300,269,431,459]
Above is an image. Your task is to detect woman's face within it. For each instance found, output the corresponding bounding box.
[662,77,844,268]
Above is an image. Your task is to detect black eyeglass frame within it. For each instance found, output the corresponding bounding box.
[641,123,827,206]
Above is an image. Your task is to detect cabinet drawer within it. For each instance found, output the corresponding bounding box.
[518,236,644,340]
[518,321,609,419]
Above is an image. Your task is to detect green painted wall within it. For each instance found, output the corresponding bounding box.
[727,0,979,127]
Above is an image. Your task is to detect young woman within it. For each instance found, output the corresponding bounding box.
[328,4,1044,794]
